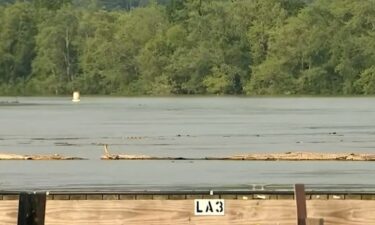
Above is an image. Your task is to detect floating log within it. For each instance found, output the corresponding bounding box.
[101,145,375,161]
[0,153,85,160]
[102,145,157,160]
[231,152,375,161]
[101,145,209,160]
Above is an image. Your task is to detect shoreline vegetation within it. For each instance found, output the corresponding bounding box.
[0,0,375,96]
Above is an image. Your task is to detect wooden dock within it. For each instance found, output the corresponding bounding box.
[2,189,375,225]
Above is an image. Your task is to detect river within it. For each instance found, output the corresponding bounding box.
[1,97,375,192]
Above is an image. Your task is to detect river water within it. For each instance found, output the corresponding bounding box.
[1,97,375,192]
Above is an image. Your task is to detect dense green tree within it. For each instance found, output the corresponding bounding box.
[33,0,72,10]
[246,0,375,95]
[356,66,375,95]
[30,6,80,94]
[0,0,374,96]
[0,2,36,94]
[77,10,123,94]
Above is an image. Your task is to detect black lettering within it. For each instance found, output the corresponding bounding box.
[216,201,223,212]
[196,201,203,213]
[206,201,213,212]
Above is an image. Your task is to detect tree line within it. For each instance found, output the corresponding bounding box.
[0,0,374,96]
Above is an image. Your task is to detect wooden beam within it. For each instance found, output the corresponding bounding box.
[17,192,46,225]
[295,184,307,225]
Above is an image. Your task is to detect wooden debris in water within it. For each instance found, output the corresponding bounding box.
[101,145,207,160]
[101,145,375,161]
[0,153,85,160]
[101,145,153,160]
[231,152,375,161]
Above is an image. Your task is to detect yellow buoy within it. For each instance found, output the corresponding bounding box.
[72,91,80,102]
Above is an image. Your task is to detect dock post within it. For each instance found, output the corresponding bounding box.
[17,192,46,225]
[295,184,324,225]
[295,184,307,225]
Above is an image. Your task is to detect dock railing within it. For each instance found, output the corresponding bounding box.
[14,184,324,225]
[2,185,375,224]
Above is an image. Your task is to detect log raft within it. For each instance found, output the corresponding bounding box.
[0,153,85,160]
[101,145,375,161]
[230,152,375,161]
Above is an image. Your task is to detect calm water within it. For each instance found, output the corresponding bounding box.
[1,97,375,192]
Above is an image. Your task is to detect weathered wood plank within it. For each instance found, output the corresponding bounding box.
[0,201,18,225]
[295,184,307,225]
[44,200,375,225]
[44,200,296,225]
[2,200,375,225]
[307,200,375,225]
[306,218,324,225]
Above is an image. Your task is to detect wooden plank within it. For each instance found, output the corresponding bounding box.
[311,195,327,200]
[306,200,375,225]
[17,192,46,225]
[135,195,153,200]
[103,195,119,200]
[328,195,344,200]
[306,218,324,225]
[2,199,375,224]
[186,195,202,199]
[3,195,19,200]
[53,195,70,200]
[152,195,169,200]
[344,195,361,200]
[220,195,237,200]
[87,195,103,200]
[119,195,136,200]
[361,195,375,200]
[236,195,253,200]
[0,200,18,225]
[44,200,296,225]
[70,195,87,200]
[295,184,307,225]
[277,195,294,200]
[168,195,186,200]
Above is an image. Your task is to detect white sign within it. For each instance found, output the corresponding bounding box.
[194,199,225,216]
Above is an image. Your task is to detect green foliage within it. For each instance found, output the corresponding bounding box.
[247,0,375,95]
[33,0,72,10]
[356,67,375,95]
[31,6,80,94]
[0,2,36,95]
[0,0,375,96]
